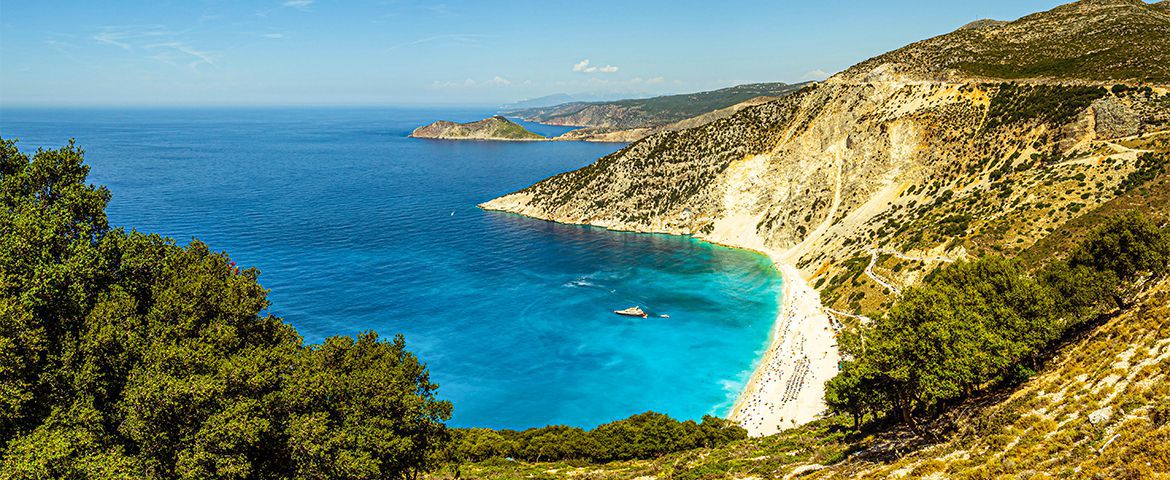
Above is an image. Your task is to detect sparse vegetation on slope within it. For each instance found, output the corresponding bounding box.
[842,0,1170,84]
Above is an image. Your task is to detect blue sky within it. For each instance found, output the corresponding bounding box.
[1,0,1076,107]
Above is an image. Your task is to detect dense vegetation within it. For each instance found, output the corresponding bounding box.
[983,83,1107,130]
[447,413,745,465]
[826,212,1170,429]
[0,138,453,478]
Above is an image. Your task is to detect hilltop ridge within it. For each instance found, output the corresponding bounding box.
[839,0,1170,84]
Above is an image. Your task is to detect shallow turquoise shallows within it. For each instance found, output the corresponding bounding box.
[0,107,782,429]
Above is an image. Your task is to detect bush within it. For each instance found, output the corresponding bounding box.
[450,413,746,464]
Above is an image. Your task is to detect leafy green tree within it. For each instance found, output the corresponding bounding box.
[592,412,687,461]
[1070,212,1170,282]
[1038,262,1118,322]
[0,139,110,443]
[826,213,1169,430]
[284,333,451,480]
[0,138,452,479]
[451,429,513,463]
[824,358,887,430]
[826,257,1060,424]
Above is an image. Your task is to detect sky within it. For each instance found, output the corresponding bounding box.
[0,0,1078,107]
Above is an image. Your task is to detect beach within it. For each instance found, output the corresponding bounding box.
[728,261,840,437]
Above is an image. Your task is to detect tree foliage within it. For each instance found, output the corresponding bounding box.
[1069,211,1170,282]
[0,138,452,479]
[826,213,1170,429]
[447,413,746,464]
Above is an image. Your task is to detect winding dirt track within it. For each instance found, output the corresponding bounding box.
[864,248,956,296]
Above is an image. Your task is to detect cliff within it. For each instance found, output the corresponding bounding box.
[409,116,546,141]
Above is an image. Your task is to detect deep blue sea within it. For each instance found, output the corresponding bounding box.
[0,107,781,429]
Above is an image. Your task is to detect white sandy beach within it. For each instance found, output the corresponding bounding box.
[728,261,840,437]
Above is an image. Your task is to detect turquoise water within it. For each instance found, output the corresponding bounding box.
[0,107,781,429]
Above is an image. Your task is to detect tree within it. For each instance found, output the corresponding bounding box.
[284,333,452,480]
[825,213,1169,429]
[0,138,452,479]
[826,257,1061,424]
[825,359,887,430]
[1070,212,1170,282]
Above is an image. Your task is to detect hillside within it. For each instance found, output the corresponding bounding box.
[840,0,1170,84]
[409,116,545,141]
[506,83,809,142]
[480,0,1170,452]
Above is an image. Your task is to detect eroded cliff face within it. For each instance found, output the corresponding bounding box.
[483,76,1169,313]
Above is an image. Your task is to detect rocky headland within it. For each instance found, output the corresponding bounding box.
[409,116,546,141]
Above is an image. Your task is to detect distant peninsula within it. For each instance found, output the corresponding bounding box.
[409,116,546,141]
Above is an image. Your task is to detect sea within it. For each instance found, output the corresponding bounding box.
[0,107,782,430]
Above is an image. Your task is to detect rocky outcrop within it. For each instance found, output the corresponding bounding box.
[409,116,545,141]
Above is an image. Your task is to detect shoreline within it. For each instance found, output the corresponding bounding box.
[478,205,839,436]
[725,259,839,437]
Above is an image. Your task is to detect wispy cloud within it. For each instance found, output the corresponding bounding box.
[92,25,171,50]
[92,25,215,70]
[429,78,478,89]
[262,33,285,39]
[44,37,99,69]
[283,0,314,10]
[429,75,524,90]
[389,33,491,50]
[572,59,618,74]
[145,42,216,69]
